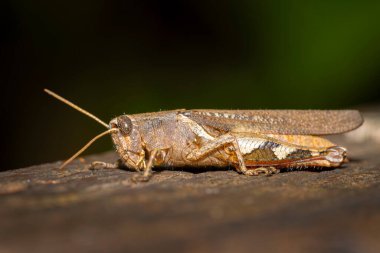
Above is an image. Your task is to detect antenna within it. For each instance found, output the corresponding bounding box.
[44,89,109,128]
[59,128,118,169]
[44,89,117,169]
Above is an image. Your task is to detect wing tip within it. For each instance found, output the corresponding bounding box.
[349,109,364,131]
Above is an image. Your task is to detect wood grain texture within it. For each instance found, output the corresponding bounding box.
[0,114,378,253]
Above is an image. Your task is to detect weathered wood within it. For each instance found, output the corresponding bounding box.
[1,114,380,253]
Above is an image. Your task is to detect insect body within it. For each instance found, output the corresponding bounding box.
[45,90,363,180]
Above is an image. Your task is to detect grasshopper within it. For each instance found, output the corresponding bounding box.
[45,89,363,181]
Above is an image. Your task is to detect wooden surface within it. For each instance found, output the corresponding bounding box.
[1,115,380,253]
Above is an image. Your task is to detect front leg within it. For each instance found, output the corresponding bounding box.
[132,149,159,182]
[186,134,250,175]
[88,160,122,170]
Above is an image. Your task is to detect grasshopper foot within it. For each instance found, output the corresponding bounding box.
[242,167,279,176]
[131,173,152,183]
[88,161,120,170]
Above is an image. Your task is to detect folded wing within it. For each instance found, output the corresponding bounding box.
[181,110,363,135]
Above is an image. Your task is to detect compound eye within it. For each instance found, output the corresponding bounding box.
[117,115,133,135]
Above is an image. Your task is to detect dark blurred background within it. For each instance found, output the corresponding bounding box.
[2,0,380,170]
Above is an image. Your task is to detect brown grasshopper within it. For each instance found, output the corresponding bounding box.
[45,89,363,181]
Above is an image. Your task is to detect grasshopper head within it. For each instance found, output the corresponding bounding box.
[109,115,145,170]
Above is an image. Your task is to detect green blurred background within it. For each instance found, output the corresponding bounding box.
[2,0,380,170]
